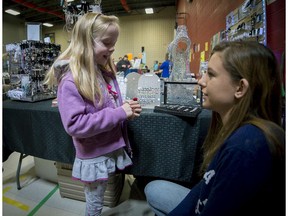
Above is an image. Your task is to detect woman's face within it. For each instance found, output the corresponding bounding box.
[93,24,119,66]
[198,52,239,121]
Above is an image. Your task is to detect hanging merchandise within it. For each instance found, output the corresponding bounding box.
[225,0,267,45]
[6,41,61,102]
[62,0,102,32]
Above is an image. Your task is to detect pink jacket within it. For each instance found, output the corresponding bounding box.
[57,71,131,159]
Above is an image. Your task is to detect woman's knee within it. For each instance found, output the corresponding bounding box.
[145,180,169,192]
[145,180,190,208]
[144,180,162,201]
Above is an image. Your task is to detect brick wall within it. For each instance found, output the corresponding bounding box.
[266,0,285,64]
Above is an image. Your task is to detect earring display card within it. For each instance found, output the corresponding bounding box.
[137,73,161,109]
[125,72,141,100]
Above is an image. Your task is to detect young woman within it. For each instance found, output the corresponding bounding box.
[44,13,142,216]
[144,41,285,216]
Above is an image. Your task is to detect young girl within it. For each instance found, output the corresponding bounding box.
[44,13,142,216]
[144,41,285,216]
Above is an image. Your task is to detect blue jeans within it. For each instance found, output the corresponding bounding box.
[144,180,190,216]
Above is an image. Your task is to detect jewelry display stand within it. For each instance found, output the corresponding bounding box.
[6,40,60,102]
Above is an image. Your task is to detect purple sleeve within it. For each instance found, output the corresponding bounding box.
[57,78,127,138]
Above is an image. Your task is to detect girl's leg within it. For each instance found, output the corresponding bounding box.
[144,180,190,216]
[84,181,108,216]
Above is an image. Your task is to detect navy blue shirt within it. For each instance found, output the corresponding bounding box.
[169,124,285,216]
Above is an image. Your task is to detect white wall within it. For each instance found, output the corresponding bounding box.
[3,6,176,68]
[114,6,176,68]
[3,13,26,50]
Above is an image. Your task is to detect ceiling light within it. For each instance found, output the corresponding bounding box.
[145,8,154,14]
[5,9,20,16]
[43,23,54,27]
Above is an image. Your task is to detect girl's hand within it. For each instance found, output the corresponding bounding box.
[122,98,142,120]
[128,99,142,118]
[121,103,134,119]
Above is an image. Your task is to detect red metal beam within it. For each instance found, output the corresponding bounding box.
[120,0,130,12]
[12,0,64,19]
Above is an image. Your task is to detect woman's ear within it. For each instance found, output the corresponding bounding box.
[235,78,249,98]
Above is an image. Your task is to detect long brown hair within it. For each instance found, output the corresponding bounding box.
[200,41,284,174]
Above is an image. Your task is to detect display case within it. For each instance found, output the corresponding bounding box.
[163,81,202,106]
[5,40,61,102]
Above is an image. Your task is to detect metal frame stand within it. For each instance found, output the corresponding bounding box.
[16,153,28,190]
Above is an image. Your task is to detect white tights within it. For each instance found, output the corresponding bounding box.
[84,181,108,216]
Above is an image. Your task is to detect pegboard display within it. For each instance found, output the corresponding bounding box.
[226,0,266,45]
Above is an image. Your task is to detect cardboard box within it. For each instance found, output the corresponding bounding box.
[55,162,124,207]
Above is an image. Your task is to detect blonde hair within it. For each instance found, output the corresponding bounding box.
[44,13,119,104]
[200,41,284,175]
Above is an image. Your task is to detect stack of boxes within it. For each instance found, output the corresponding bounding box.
[56,162,124,207]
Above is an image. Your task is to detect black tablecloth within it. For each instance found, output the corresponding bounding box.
[3,99,211,183]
